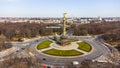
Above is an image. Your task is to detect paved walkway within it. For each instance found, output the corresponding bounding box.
[41,47,53,52]
[50,42,79,50]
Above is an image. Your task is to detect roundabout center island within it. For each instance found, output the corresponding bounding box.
[36,39,92,57]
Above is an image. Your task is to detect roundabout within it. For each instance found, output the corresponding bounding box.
[34,37,110,66]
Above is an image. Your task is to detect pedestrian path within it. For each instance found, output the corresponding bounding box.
[41,47,53,52]
[49,42,79,50]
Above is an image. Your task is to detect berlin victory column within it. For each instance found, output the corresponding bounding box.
[53,13,71,46]
[63,13,67,37]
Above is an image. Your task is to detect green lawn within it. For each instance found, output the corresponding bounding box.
[77,42,92,52]
[43,49,83,56]
[37,40,52,50]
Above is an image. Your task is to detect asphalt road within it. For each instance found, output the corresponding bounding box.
[0,36,111,66]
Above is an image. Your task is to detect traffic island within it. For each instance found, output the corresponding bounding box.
[77,42,92,52]
[37,40,52,50]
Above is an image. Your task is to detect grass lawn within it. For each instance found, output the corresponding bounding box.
[77,42,92,52]
[37,40,52,50]
[43,49,83,56]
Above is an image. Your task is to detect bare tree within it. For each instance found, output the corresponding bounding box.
[106,52,120,65]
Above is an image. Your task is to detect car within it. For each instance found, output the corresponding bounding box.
[36,40,39,42]
[42,66,47,68]
[72,61,79,65]
[16,50,19,52]
[43,58,46,61]
[47,66,51,68]
[21,48,25,50]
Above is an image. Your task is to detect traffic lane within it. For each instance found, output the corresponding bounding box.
[0,37,47,60]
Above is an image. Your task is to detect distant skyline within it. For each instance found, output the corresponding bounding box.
[0,0,120,17]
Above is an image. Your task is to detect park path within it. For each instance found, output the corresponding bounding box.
[40,47,53,52]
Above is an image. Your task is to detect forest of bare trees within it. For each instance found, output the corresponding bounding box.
[0,35,12,51]
[0,57,42,68]
[0,21,119,40]
[70,21,120,36]
[0,23,55,41]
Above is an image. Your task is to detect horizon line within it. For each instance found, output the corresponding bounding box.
[0,16,120,18]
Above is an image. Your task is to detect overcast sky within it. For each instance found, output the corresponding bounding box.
[0,0,120,17]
